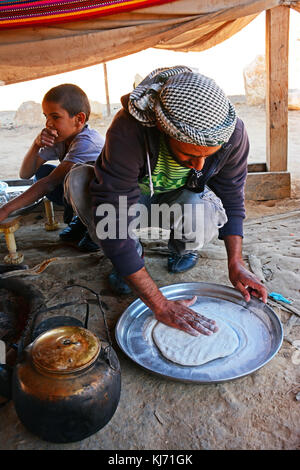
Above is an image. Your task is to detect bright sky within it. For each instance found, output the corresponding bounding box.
[0,11,299,111]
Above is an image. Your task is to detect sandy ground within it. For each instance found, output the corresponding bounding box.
[0,99,299,450]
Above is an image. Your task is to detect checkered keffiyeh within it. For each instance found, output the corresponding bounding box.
[128,66,237,146]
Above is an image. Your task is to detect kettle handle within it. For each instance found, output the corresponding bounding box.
[17,283,112,359]
[66,284,113,347]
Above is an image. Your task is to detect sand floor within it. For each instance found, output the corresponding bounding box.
[0,99,299,450]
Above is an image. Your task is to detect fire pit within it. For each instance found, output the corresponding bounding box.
[0,271,45,406]
[0,274,45,353]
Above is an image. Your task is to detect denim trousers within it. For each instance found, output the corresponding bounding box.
[34,163,64,206]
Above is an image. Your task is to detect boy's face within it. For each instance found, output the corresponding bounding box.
[42,100,85,144]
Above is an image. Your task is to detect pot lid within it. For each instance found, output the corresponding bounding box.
[32,326,101,373]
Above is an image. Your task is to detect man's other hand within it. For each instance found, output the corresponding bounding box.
[229,260,268,303]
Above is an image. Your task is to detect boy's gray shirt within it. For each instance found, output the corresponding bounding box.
[38,124,104,164]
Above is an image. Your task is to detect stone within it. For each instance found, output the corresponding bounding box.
[13,101,44,127]
[134,73,144,88]
[288,89,300,110]
[244,55,300,110]
[243,55,266,106]
[89,100,103,118]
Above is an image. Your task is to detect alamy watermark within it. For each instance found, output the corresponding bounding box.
[95,196,205,250]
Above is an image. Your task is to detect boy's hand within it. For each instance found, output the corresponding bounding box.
[35,128,58,148]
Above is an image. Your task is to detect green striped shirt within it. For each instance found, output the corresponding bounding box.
[139,135,190,195]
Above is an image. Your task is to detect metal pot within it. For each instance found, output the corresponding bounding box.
[12,324,121,443]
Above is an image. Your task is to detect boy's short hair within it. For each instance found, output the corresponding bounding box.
[43,84,91,122]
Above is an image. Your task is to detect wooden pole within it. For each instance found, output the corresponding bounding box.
[265,6,290,172]
[103,62,111,117]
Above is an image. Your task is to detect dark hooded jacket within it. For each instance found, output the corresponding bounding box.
[90,94,249,277]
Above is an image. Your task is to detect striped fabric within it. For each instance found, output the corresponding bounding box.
[139,134,190,195]
[0,0,176,29]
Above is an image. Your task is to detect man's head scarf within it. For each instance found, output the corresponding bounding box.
[128,66,237,147]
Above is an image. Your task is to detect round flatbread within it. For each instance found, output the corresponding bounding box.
[152,314,239,366]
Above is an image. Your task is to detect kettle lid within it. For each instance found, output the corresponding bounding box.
[32,326,101,373]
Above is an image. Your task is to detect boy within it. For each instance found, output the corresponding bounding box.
[0,83,105,251]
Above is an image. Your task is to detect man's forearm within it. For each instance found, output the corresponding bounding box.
[223,234,244,268]
[125,267,167,314]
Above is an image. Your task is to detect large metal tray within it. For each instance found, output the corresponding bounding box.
[115,282,283,383]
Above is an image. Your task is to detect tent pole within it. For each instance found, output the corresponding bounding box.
[265,6,290,172]
[103,62,111,117]
[245,6,291,200]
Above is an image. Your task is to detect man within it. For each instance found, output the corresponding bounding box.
[65,66,267,337]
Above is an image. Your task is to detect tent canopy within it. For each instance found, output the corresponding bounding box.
[0,0,299,85]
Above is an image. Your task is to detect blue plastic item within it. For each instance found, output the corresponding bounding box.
[269,292,292,304]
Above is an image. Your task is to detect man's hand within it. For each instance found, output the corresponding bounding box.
[125,267,218,336]
[224,234,268,304]
[35,128,58,148]
[154,296,218,337]
[228,260,268,304]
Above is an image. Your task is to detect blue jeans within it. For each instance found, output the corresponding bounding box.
[34,164,65,206]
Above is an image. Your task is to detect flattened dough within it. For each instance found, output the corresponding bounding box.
[152,314,239,366]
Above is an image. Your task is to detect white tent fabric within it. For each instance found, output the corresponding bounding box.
[0,0,299,85]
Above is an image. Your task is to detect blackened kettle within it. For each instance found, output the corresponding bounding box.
[12,325,121,443]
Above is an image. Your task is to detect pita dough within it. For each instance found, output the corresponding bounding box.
[152,314,239,366]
